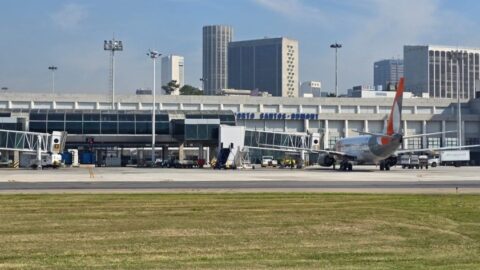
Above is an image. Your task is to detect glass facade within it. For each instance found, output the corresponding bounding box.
[374,59,404,91]
[407,137,422,149]
[29,111,171,135]
[328,136,341,150]
[428,50,480,99]
[228,40,282,96]
[0,122,22,131]
[185,124,219,141]
[445,137,458,147]
[427,137,441,148]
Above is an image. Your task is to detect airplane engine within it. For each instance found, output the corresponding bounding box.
[318,154,335,167]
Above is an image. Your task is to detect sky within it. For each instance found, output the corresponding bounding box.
[1,0,480,95]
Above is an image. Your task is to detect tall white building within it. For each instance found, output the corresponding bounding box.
[300,81,322,97]
[161,55,184,95]
[203,25,233,95]
[404,45,480,100]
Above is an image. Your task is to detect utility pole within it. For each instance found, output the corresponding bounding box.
[330,43,342,97]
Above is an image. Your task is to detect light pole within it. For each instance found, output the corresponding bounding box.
[48,66,57,97]
[147,49,161,165]
[449,51,467,147]
[104,38,123,109]
[330,43,342,97]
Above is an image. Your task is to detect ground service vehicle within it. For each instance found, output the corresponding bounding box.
[418,155,429,169]
[280,157,296,169]
[399,154,429,169]
[440,150,470,167]
[261,156,278,168]
[399,155,418,169]
[428,156,439,167]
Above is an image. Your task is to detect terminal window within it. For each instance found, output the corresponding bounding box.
[328,136,341,150]
[407,137,422,149]
[427,137,441,148]
[444,137,458,147]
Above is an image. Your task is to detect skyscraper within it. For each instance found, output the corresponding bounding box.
[228,37,299,97]
[161,55,184,95]
[202,25,233,95]
[373,59,403,91]
[404,45,480,99]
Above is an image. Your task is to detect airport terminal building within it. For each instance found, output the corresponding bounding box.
[1,93,480,164]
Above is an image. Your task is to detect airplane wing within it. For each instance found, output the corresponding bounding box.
[253,143,350,158]
[396,144,480,154]
[310,149,356,160]
[352,129,394,137]
[403,130,457,139]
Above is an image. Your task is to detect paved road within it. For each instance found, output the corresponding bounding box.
[1,180,479,193]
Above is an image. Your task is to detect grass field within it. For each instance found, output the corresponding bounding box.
[1,194,480,269]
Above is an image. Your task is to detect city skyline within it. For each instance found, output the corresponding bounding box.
[2,0,480,95]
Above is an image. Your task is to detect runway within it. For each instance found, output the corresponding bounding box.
[1,166,480,193]
[1,180,479,193]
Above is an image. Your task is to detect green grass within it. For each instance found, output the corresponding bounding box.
[1,193,480,269]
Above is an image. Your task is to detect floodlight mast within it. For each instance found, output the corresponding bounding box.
[449,50,467,147]
[48,66,58,98]
[330,43,342,97]
[147,49,161,166]
[104,37,123,109]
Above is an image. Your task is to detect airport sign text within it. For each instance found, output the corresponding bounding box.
[236,112,319,120]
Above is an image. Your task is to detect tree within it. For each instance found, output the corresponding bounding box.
[162,80,180,95]
[180,85,203,95]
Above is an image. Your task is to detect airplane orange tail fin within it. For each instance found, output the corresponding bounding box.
[386,77,404,136]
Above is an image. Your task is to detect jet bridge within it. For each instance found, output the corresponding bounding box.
[0,129,67,168]
[243,129,321,153]
[0,129,49,152]
[218,125,322,167]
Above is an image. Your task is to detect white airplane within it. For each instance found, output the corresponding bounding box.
[316,77,480,171]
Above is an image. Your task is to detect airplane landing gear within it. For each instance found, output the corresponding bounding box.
[339,160,353,171]
[379,160,391,171]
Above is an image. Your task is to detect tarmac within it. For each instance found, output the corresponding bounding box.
[0,165,479,193]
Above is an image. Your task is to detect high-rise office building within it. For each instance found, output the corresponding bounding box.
[373,59,403,91]
[161,55,184,95]
[404,45,480,99]
[202,25,233,95]
[228,37,299,97]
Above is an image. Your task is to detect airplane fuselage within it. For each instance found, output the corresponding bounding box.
[335,134,402,165]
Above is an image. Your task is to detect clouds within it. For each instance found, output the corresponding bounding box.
[252,0,469,91]
[2,0,479,94]
[252,0,327,24]
[51,3,88,30]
